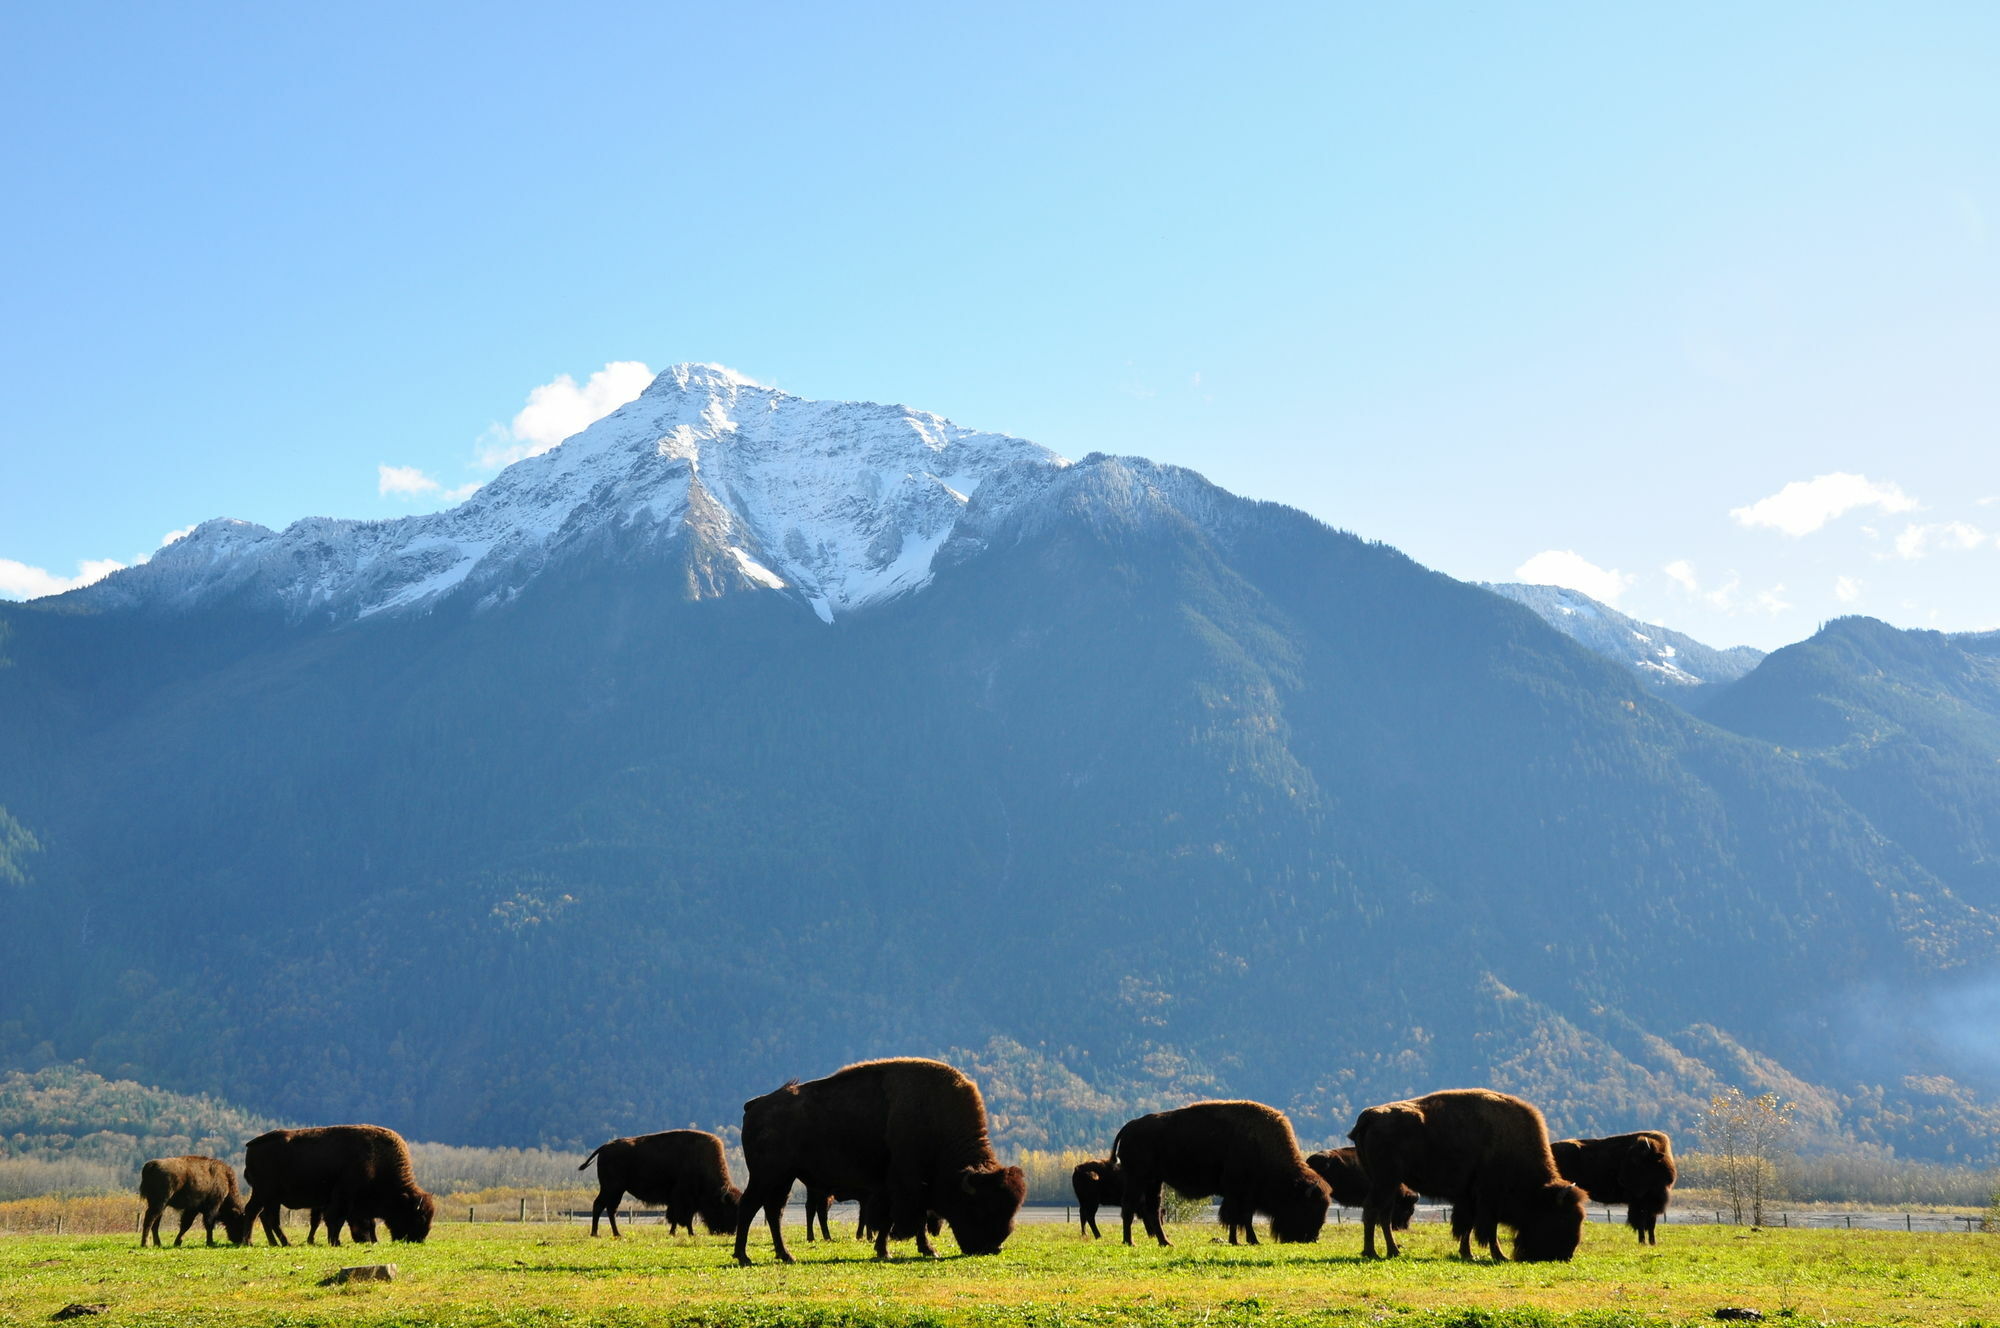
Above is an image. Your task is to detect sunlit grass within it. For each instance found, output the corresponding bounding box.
[3,1215,1997,1327]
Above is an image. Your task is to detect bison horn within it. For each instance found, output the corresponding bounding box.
[960,1169,983,1195]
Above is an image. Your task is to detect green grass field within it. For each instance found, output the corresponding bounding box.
[3,1217,1997,1328]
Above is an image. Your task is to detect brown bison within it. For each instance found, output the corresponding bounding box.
[1349,1089,1585,1262]
[242,1125,436,1246]
[733,1057,1027,1264]
[1306,1147,1416,1230]
[1111,1101,1331,1246]
[1550,1131,1676,1244]
[138,1156,251,1247]
[579,1130,741,1237]
[1070,1158,1123,1238]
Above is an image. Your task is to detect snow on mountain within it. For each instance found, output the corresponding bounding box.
[1486,582,1765,692]
[73,364,1070,624]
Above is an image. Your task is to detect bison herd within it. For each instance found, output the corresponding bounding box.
[132,1057,1676,1268]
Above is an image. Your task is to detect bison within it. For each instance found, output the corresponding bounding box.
[1550,1131,1676,1244]
[1349,1089,1585,1262]
[138,1156,251,1247]
[1111,1101,1331,1246]
[579,1130,741,1237]
[1306,1146,1416,1230]
[733,1056,1027,1264]
[242,1125,436,1246]
[1070,1159,1123,1238]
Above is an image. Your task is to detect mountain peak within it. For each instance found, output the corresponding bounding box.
[648,362,770,395]
[63,370,1074,625]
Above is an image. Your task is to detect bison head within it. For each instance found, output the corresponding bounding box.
[700,1184,743,1235]
[939,1163,1027,1256]
[218,1197,254,1246]
[1268,1172,1332,1243]
[1510,1181,1585,1262]
[383,1190,437,1243]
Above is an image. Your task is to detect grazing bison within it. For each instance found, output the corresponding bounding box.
[579,1130,741,1237]
[733,1056,1027,1264]
[1349,1089,1585,1262]
[1070,1159,1124,1238]
[138,1156,251,1247]
[1306,1147,1416,1230]
[1550,1131,1676,1244]
[1112,1101,1330,1247]
[242,1125,436,1246]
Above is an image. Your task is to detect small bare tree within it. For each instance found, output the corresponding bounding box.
[1700,1088,1797,1224]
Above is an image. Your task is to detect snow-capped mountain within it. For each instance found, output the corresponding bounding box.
[74,364,1070,625]
[1486,581,1764,692]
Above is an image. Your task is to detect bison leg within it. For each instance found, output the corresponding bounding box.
[1079,1201,1097,1238]
[306,1209,321,1245]
[140,1201,162,1247]
[764,1191,795,1264]
[202,1211,219,1246]
[250,1196,288,1247]
[591,1187,623,1238]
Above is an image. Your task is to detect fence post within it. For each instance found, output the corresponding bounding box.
[55,1214,64,1235]
[1905,1214,1912,1231]
[520,1198,528,1223]
[1844,1214,1852,1229]
[469,1205,475,1224]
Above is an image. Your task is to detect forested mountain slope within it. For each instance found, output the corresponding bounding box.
[4,372,1999,1161]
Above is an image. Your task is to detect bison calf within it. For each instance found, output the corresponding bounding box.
[1112,1101,1330,1247]
[1070,1159,1123,1239]
[1350,1089,1584,1263]
[579,1130,741,1237]
[242,1124,436,1246]
[1550,1131,1676,1244]
[138,1156,251,1247]
[734,1057,1026,1264]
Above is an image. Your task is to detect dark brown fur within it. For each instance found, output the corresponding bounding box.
[138,1156,250,1247]
[1070,1159,1123,1239]
[1349,1089,1585,1263]
[1550,1131,1676,1243]
[1306,1147,1416,1229]
[306,1210,376,1244]
[579,1130,742,1237]
[1111,1101,1330,1247]
[732,1057,1027,1264]
[242,1125,436,1246]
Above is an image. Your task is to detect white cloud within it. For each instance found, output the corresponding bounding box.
[379,465,482,504]
[1661,559,1791,616]
[1834,575,1862,603]
[1514,549,1634,605]
[1730,472,1918,536]
[0,555,126,600]
[160,524,197,548]
[1891,521,1989,560]
[477,360,654,469]
[378,464,441,498]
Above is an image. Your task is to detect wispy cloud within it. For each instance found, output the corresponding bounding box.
[1891,521,1990,560]
[1661,559,1790,615]
[0,556,126,601]
[378,464,480,504]
[1515,549,1634,605]
[1834,575,1862,603]
[477,361,654,468]
[1731,472,1917,536]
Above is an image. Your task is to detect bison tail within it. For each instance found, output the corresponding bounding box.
[1108,1122,1131,1166]
[578,1147,603,1172]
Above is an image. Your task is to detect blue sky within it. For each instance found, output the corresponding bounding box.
[3,1,1995,649]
